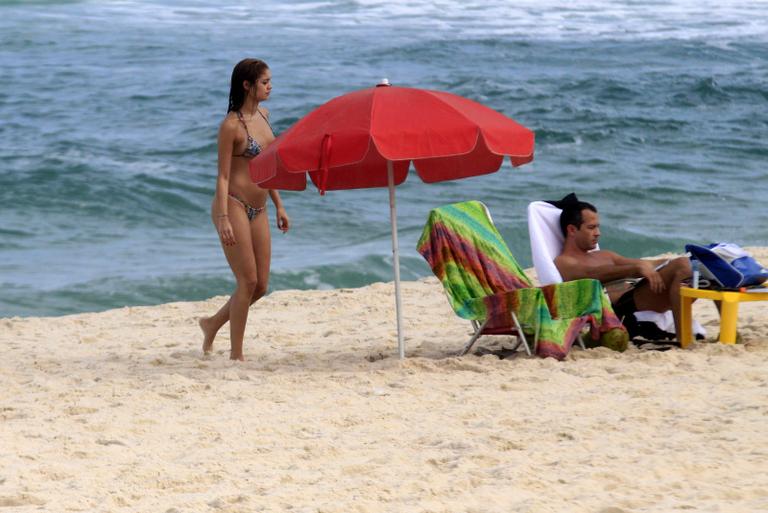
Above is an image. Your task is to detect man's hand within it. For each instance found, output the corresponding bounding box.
[638,261,665,293]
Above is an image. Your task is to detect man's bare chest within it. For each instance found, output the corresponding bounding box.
[580,251,613,268]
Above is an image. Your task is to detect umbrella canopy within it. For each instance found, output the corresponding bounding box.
[250,84,535,358]
[250,85,534,193]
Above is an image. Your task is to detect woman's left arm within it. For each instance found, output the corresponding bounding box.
[270,189,290,233]
[262,108,289,233]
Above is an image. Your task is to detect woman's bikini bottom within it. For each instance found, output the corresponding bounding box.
[228,194,265,221]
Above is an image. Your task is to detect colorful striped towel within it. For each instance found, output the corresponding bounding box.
[417,201,625,360]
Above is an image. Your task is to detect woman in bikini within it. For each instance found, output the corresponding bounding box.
[199,58,290,360]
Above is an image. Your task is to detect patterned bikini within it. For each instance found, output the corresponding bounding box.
[230,110,274,220]
[227,194,265,221]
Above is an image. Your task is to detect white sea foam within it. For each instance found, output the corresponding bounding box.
[68,0,768,42]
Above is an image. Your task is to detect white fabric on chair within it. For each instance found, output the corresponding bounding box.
[528,201,569,286]
[526,201,706,339]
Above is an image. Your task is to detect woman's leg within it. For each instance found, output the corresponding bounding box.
[201,198,258,360]
[249,207,272,301]
[200,206,271,356]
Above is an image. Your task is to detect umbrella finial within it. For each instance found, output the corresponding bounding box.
[377,78,391,87]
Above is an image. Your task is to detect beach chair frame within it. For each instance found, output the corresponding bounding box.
[419,201,591,358]
[463,314,532,357]
[459,203,534,357]
[471,203,585,357]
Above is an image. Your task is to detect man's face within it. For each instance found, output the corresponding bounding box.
[571,209,600,251]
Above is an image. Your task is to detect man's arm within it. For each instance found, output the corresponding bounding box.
[556,251,665,293]
[611,253,668,270]
[555,253,636,283]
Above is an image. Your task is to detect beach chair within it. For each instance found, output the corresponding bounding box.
[527,200,706,339]
[417,201,625,359]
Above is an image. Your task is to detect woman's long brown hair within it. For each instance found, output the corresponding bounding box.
[227,58,269,113]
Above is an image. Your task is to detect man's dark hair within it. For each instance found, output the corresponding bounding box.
[560,202,597,236]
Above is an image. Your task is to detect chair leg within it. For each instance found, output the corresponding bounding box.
[462,316,533,357]
[576,332,587,350]
[510,313,532,356]
[719,297,739,344]
[679,295,694,348]
[460,319,489,356]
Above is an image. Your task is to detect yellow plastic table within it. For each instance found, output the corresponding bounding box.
[679,287,768,348]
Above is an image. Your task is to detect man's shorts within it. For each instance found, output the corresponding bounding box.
[612,288,639,336]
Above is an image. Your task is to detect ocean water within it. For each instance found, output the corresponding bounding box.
[1,0,767,317]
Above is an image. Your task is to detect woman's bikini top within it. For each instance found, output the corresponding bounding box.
[234,109,273,159]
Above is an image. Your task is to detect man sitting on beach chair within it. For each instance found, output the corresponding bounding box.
[554,199,692,341]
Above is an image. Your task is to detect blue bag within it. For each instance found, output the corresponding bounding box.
[685,243,768,289]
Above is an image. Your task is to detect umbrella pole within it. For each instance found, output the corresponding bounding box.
[387,160,405,359]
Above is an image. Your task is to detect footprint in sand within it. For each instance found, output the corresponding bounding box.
[0,494,47,507]
[64,406,98,416]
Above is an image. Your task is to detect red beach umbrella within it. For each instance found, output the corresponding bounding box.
[251,82,535,358]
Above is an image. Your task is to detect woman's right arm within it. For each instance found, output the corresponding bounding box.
[214,120,236,246]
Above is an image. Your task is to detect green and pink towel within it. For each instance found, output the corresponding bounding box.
[417,201,625,360]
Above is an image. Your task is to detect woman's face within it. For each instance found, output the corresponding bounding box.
[247,69,272,102]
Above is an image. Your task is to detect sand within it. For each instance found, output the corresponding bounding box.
[2,248,768,512]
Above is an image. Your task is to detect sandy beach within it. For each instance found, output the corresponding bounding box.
[2,249,768,512]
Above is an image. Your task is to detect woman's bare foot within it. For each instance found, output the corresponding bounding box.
[229,352,245,361]
[199,317,217,354]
